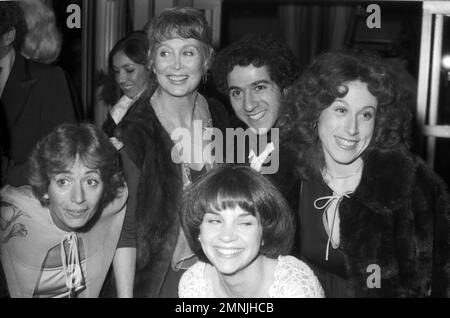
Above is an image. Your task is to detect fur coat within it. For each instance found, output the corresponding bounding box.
[115,91,230,297]
[303,149,450,297]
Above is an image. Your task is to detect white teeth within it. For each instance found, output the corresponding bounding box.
[66,209,87,215]
[216,248,241,256]
[249,110,265,121]
[335,137,358,149]
[168,75,188,81]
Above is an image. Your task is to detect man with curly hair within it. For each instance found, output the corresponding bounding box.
[211,34,302,254]
[212,34,301,178]
[0,1,76,188]
[212,34,300,137]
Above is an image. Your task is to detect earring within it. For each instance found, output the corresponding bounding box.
[43,193,49,200]
[202,73,208,84]
[312,122,318,129]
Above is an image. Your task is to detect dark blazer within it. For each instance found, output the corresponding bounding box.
[0,53,77,187]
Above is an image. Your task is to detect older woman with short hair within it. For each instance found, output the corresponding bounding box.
[114,7,230,297]
[281,50,450,297]
[0,123,132,297]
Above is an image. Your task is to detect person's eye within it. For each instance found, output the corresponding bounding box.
[125,68,135,74]
[86,178,100,187]
[183,50,194,56]
[159,50,170,57]
[361,110,375,120]
[254,84,267,92]
[238,216,256,226]
[229,89,242,99]
[56,178,70,187]
[207,218,221,225]
[334,106,347,114]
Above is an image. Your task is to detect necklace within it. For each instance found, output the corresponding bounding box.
[151,91,212,186]
[151,91,199,134]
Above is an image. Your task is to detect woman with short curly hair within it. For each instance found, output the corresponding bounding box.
[0,123,132,298]
[281,50,449,297]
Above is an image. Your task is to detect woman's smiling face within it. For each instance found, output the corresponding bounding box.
[199,206,263,276]
[152,38,206,98]
[113,50,149,99]
[318,80,378,167]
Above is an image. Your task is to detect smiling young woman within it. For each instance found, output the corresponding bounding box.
[178,165,324,298]
[280,50,450,297]
[99,31,151,138]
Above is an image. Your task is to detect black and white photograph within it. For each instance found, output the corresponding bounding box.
[0,0,449,304]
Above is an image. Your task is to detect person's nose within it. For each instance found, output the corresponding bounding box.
[345,114,359,136]
[218,223,237,243]
[244,91,258,112]
[71,182,86,204]
[173,53,181,70]
[117,70,126,84]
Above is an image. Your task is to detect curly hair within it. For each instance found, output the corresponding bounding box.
[19,0,61,64]
[98,31,150,106]
[212,34,300,95]
[28,123,125,212]
[279,50,412,177]
[146,7,214,74]
[180,165,295,263]
[0,1,28,51]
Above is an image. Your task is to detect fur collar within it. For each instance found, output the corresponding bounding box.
[352,149,416,213]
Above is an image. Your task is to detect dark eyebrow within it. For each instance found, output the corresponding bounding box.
[205,210,253,218]
[53,169,100,176]
[53,170,71,175]
[227,80,272,92]
[227,85,241,91]
[252,80,272,86]
[114,63,135,69]
[85,170,101,174]
[333,98,349,105]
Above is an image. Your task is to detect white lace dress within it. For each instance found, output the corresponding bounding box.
[178,255,324,298]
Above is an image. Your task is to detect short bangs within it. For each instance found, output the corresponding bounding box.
[180,165,294,262]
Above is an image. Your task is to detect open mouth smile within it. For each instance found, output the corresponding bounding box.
[335,136,359,150]
[248,110,266,121]
[215,247,243,258]
[167,75,188,82]
[65,208,88,216]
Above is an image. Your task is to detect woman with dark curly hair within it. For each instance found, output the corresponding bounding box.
[178,165,323,297]
[280,50,449,297]
[0,123,132,297]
